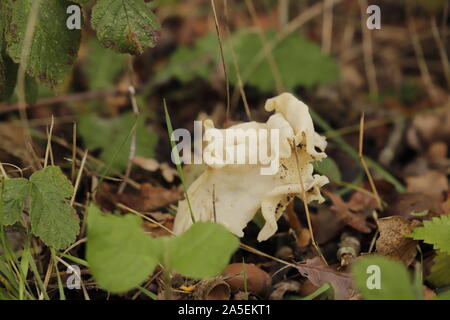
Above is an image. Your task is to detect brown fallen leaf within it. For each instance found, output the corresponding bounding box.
[406,170,449,201]
[376,216,421,265]
[295,257,356,300]
[325,191,373,233]
[383,192,444,219]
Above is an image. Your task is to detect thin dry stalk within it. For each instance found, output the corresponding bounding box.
[245,0,285,94]
[431,16,450,89]
[223,0,252,120]
[44,116,55,168]
[406,6,440,103]
[71,150,88,207]
[210,0,231,118]
[71,122,77,183]
[358,113,383,210]
[321,0,334,54]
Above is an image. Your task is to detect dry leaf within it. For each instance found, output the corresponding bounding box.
[376,216,421,265]
[325,191,372,233]
[295,257,356,300]
[406,170,449,201]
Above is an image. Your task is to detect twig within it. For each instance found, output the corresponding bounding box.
[358,113,383,210]
[0,89,125,115]
[210,0,231,118]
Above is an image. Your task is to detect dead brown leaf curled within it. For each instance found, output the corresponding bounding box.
[325,191,373,233]
[376,216,421,265]
[295,257,356,300]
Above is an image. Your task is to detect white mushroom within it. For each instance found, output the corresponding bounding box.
[173,93,329,241]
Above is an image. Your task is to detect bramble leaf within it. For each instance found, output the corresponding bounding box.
[91,0,161,55]
[408,215,450,254]
[5,0,81,87]
[168,222,239,279]
[29,166,79,249]
[0,178,30,226]
[86,205,162,293]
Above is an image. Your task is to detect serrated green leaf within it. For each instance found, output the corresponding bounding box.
[313,157,341,182]
[168,222,239,279]
[428,252,450,288]
[29,166,79,249]
[408,215,450,254]
[352,255,417,300]
[86,205,162,293]
[0,178,30,226]
[78,112,158,172]
[5,0,81,87]
[91,0,161,55]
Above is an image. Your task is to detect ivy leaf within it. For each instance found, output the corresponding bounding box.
[91,0,161,55]
[428,252,450,288]
[5,0,81,87]
[167,222,239,279]
[0,178,30,226]
[78,112,158,172]
[87,205,162,293]
[352,255,417,300]
[29,166,79,249]
[408,215,450,254]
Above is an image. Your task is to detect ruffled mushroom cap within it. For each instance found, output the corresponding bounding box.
[173,93,329,241]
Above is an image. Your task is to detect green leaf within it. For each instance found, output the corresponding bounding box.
[408,215,450,254]
[29,166,79,249]
[86,38,128,90]
[230,31,339,91]
[5,0,81,87]
[0,178,30,226]
[352,255,417,300]
[168,222,239,279]
[91,0,161,55]
[78,112,158,172]
[313,157,341,182]
[86,205,162,293]
[160,31,339,91]
[428,252,450,288]
[437,289,450,300]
